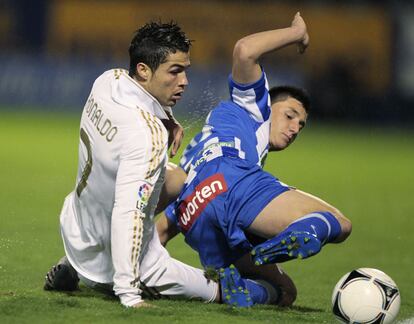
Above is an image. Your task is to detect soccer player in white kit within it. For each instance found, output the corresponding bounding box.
[44,22,218,307]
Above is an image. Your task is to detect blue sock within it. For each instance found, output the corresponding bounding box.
[286,211,341,244]
[244,279,268,304]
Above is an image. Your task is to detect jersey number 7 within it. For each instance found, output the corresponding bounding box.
[76,128,92,197]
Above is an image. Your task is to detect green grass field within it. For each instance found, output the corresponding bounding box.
[0,111,413,323]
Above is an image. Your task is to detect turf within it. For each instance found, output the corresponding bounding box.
[0,111,413,323]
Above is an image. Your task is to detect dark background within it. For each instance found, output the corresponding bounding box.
[1,0,414,125]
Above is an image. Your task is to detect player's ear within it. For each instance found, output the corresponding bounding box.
[136,63,152,81]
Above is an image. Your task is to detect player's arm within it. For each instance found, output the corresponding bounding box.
[156,212,180,246]
[111,125,164,308]
[161,108,184,158]
[232,12,309,84]
[155,162,187,215]
[155,162,186,246]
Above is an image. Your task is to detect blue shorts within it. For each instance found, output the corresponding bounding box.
[166,157,290,268]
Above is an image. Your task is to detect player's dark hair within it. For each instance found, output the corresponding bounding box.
[128,21,191,76]
[269,85,311,112]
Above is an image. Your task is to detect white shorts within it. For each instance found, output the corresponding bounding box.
[76,229,218,306]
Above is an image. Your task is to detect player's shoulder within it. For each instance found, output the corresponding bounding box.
[210,100,252,125]
[228,69,270,123]
[93,69,128,85]
[228,68,267,92]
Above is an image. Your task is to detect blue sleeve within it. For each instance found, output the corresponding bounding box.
[178,118,214,173]
[228,69,270,123]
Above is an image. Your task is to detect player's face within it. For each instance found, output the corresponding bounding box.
[269,97,307,151]
[146,51,190,107]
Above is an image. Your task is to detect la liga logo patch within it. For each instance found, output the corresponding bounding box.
[136,183,152,211]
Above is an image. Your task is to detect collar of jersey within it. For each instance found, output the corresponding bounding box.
[111,69,170,120]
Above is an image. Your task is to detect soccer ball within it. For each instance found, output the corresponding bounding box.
[332,268,400,323]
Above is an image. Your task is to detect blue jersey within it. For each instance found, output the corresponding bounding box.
[166,69,290,268]
[179,70,271,172]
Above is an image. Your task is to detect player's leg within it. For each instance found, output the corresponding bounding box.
[249,189,351,242]
[155,162,187,214]
[234,252,296,306]
[218,265,254,307]
[141,230,252,307]
[144,251,255,307]
[249,189,352,264]
[44,256,114,296]
[217,259,296,307]
[140,255,220,302]
[139,229,219,303]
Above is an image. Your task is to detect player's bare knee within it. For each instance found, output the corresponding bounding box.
[330,208,352,242]
[337,217,352,242]
[278,281,297,307]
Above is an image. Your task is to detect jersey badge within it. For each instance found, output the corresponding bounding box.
[136,183,152,211]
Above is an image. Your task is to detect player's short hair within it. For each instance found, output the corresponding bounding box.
[269,85,311,113]
[128,21,192,76]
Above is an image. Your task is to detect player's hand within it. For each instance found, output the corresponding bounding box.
[161,118,184,158]
[169,120,184,158]
[297,32,309,54]
[291,12,309,54]
[131,301,155,308]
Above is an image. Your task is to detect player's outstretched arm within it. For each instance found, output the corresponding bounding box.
[232,12,309,84]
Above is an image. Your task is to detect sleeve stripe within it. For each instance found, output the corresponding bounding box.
[147,112,163,177]
[130,110,165,287]
[229,71,270,123]
[131,210,144,287]
[139,110,165,179]
[140,110,156,179]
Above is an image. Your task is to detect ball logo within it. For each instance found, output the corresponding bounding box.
[178,174,227,232]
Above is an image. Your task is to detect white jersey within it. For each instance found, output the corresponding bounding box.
[60,69,217,306]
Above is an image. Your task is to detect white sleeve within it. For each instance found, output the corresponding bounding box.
[228,70,271,123]
[111,120,166,307]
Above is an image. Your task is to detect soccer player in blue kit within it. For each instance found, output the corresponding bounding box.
[157,13,352,307]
